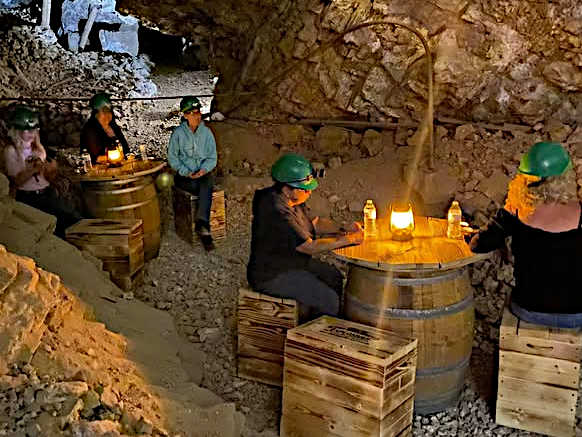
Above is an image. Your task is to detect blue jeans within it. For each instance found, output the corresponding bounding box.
[256,259,343,320]
[510,300,582,329]
[175,173,214,226]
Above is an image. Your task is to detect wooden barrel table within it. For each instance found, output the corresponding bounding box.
[80,160,165,261]
[334,217,488,415]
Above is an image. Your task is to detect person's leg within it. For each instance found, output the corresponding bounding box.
[175,175,200,196]
[258,270,340,319]
[195,172,214,227]
[45,188,82,237]
[306,259,343,294]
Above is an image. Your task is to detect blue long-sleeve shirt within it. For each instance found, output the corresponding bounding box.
[168,120,217,176]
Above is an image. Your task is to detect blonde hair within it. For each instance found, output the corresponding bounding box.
[7,127,45,158]
[504,170,578,220]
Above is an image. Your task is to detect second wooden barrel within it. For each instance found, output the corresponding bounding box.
[82,175,161,261]
[345,265,474,415]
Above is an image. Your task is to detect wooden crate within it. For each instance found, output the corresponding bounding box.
[65,219,144,291]
[172,186,226,244]
[496,308,582,437]
[237,288,298,387]
[281,316,417,437]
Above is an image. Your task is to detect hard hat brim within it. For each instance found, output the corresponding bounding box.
[289,178,318,191]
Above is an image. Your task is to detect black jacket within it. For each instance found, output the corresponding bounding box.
[80,116,130,163]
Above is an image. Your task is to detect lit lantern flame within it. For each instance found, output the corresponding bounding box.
[107,146,123,164]
[390,203,414,241]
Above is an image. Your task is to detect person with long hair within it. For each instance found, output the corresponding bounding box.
[470,141,582,328]
[80,92,129,163]
[2,106,81,237]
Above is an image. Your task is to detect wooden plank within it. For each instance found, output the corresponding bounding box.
[237,357,283,387]
[65,219,142,235]
[497,375,577,414]
[496,399,575,437]
[287,316,417,368]
[499,350,580,389]
[500,330,582,362]
[281,388,412,437]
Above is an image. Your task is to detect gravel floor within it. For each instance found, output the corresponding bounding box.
[135,191,582,437]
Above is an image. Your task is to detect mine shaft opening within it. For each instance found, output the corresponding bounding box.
[139,26,209,71]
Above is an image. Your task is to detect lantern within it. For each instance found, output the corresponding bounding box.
[389,202,414,241]
[107,143,124,165]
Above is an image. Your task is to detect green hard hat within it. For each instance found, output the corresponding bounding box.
[180,96,202,113]
[8,106,39,130]
[518,142,572,178]
[90,93,112,111]
[271,153,319,190]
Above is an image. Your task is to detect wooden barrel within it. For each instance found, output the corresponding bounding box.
[82,175,161,261]
[344,265,474,415]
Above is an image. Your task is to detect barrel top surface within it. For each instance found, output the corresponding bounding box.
[334,216,488,272]
[78,160,166,182]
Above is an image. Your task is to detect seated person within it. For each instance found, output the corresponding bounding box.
[80,92,129,163]
[2,106,81,237]
[167,96,217,251]
[471,141,582,328]
[247,153,364,319]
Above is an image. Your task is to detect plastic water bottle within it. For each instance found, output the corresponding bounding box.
[81,149,92,173]
[363,200,377,240]
[139,144,148,161]
[447,200,463,239]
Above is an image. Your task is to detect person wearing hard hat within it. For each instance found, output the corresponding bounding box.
[168,96,217,251]
[247,153,364,319]
[471,141,582,327]
[80,92,130,163]
[2,106,81,237]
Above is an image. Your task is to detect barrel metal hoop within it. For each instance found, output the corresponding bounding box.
[88,184,149,195]
[346,292,473,320]
[96,198,153,212]
[416,355,470,377]
[387,268,465,286]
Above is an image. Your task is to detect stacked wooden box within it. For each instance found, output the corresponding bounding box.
[65,219,144,291]
[172,186,226,244]
[237,288,298,386]
[281,316,417,437]
[496,308,582,437]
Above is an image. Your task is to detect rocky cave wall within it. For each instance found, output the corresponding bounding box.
[119,0,582,125]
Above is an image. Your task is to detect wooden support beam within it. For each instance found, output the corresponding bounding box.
[41,0,51,28]
[79,5,99,51]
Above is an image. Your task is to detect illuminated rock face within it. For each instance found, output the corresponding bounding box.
[119,0,582,125]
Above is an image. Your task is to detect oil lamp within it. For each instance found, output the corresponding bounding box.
[106,143,124,166]
[389,202,415,241]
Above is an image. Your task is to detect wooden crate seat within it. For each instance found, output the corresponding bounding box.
[65,219,144,291]
[281,316,418,437]
[172,186,226,244]
[237,288,298,387]
[496,308,582,437]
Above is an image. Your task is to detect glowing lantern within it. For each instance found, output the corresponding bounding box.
[389,202,415,241]
[107,144,124,165]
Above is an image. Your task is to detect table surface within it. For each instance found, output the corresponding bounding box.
[78,160,166,182]
[333,216,488,272]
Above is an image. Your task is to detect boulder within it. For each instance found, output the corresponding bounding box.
[543,61,582,92]
[454,124,476,141]
[360,129,383,157]
[479,170,510,205]
[315,126,350,156]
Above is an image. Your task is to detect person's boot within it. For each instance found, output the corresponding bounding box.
[195,220,215,251]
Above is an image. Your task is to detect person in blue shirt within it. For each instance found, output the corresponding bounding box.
[168,96,217,250]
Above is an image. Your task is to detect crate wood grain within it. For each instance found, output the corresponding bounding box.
[237,288,298,386]
[281,316,417,437]
[496,308,582,437]
[65,219,144,291]
[173,187,226,244]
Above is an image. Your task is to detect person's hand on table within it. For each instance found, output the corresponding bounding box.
[469,233,479,251]
[345,221,363,233]
[343,227,364,246]
[189,169,207,179]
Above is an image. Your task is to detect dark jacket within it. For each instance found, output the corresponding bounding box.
[80,116,130,163]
